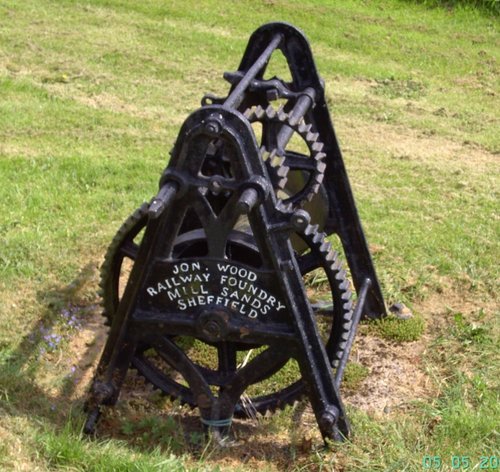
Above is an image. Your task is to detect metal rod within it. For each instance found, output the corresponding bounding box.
[236,188,259,214]
[334,278,372,388]
[148,181,178,218]
[276,87,315,151]
[224,34,283,110]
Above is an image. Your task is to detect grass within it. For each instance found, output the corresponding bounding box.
[342,363,370,391]
[34,422,192,472]
[369,315,426,342]
[0,0,498,470]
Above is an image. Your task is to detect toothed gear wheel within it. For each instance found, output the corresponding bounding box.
[99,205,352,417]
[98,203,149,325]
[243,105,326,211]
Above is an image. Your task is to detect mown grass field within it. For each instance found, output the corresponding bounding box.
[0,1,498,470]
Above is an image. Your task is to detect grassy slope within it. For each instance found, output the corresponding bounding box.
[0,0,498,470]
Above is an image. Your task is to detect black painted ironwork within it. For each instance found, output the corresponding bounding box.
[84,22,387,443]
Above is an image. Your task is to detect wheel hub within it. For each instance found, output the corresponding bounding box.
[197,310,231,342]
[99,210,353,417]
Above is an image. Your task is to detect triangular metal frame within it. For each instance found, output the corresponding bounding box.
[84,22,387,444]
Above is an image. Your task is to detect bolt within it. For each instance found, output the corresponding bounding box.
[291,210,310,230]
[206,120,221,134]
[204,320,220,337]
[209,178,223,194]
[319,407,338,432]
[197,310,229,342]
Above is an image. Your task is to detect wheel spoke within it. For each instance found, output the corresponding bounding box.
[120,240,139,259]
[217,342,238,374]
[296,251,319,273]
[283,154,316,171]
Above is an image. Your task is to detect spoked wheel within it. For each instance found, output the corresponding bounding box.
[99,204,353,417]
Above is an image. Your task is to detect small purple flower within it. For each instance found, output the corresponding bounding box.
[65,366,77,380]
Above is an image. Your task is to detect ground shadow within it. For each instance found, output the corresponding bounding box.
[0,262,319,469]
[0,263,105,423]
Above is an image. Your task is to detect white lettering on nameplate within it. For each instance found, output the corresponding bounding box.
[146,261,285,319]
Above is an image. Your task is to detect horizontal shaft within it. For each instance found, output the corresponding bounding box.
[276,87,315,151]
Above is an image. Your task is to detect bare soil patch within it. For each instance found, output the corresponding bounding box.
[64,308,108,403]
[343,332,431,415]
[340,117,498,174]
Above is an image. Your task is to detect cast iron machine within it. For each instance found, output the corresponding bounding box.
[84,22,387,443]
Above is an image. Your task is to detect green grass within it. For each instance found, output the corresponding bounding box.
[0,0,498,470]
[342,363,370,391]
[370,315,426,342]
[34,423,191,472]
